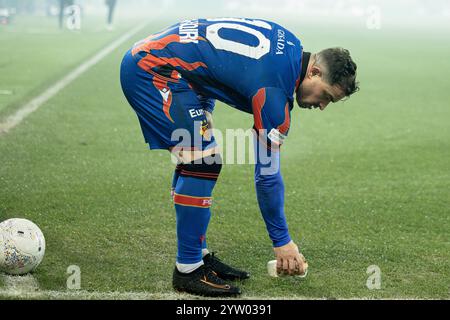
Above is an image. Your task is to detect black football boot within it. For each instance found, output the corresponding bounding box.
[173,264,241,297]
[203,253,250,281]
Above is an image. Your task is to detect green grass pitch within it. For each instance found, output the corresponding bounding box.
[0,15,449,299]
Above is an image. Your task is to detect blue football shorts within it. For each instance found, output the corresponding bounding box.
[120,49,216,152]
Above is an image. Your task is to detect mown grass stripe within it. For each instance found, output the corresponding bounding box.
[0,22,147,135]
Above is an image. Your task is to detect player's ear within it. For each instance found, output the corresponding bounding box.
[310,65,323,78]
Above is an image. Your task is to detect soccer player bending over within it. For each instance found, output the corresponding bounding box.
[120,18,359,297]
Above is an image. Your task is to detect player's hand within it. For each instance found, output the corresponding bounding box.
[273,241,308,276]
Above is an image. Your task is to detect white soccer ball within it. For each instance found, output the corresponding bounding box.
[0,218,46,275]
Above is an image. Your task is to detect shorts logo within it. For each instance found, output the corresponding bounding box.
[189,108,205,118]
[159,88,170,102]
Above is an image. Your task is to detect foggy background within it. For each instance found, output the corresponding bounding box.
[1,0,449,29]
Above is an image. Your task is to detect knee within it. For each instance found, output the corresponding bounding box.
[181,154,223,181]
[173,145,221,164]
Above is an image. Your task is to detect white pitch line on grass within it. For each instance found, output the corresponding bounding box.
[0,276,424,301]
[0,276,314,300]
[0,289,193,300]
[0,22,148,135]
[0,288,425,300]
[0,288,318,300]
[1,274,40,295]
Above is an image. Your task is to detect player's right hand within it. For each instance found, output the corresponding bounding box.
[273,241,308,276]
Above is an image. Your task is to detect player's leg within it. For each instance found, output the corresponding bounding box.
[120,50,240,296]
[171,154,221,266]
[106,0,116,30]
[171,163,209,256]
[58,0,64,29]
[167,91,244,296]
[171,150,249,281]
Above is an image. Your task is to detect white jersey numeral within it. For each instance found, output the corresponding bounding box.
[205,18,271,60]
[206,17,272,30]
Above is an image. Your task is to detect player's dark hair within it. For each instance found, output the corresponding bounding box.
[316,48,359,97]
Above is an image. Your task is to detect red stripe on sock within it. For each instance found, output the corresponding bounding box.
[173,193,213,208]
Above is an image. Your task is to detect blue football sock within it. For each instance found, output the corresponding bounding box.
[173,156,221,264]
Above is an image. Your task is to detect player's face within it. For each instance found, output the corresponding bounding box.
[296,67,345,111]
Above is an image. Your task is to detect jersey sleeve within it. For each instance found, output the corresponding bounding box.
[251,87,292,247]
[254,141,291,247]
[251,87,291,150]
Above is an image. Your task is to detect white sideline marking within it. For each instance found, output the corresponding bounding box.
[0,288,425,300]
[0,288,314,300]
[0,276,312,300]
[0,22,148,135]
[0,289,193,300]
[1,274,40,295]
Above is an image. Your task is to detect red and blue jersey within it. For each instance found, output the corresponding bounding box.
[127,18,306,248]
[131,18,304,143]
